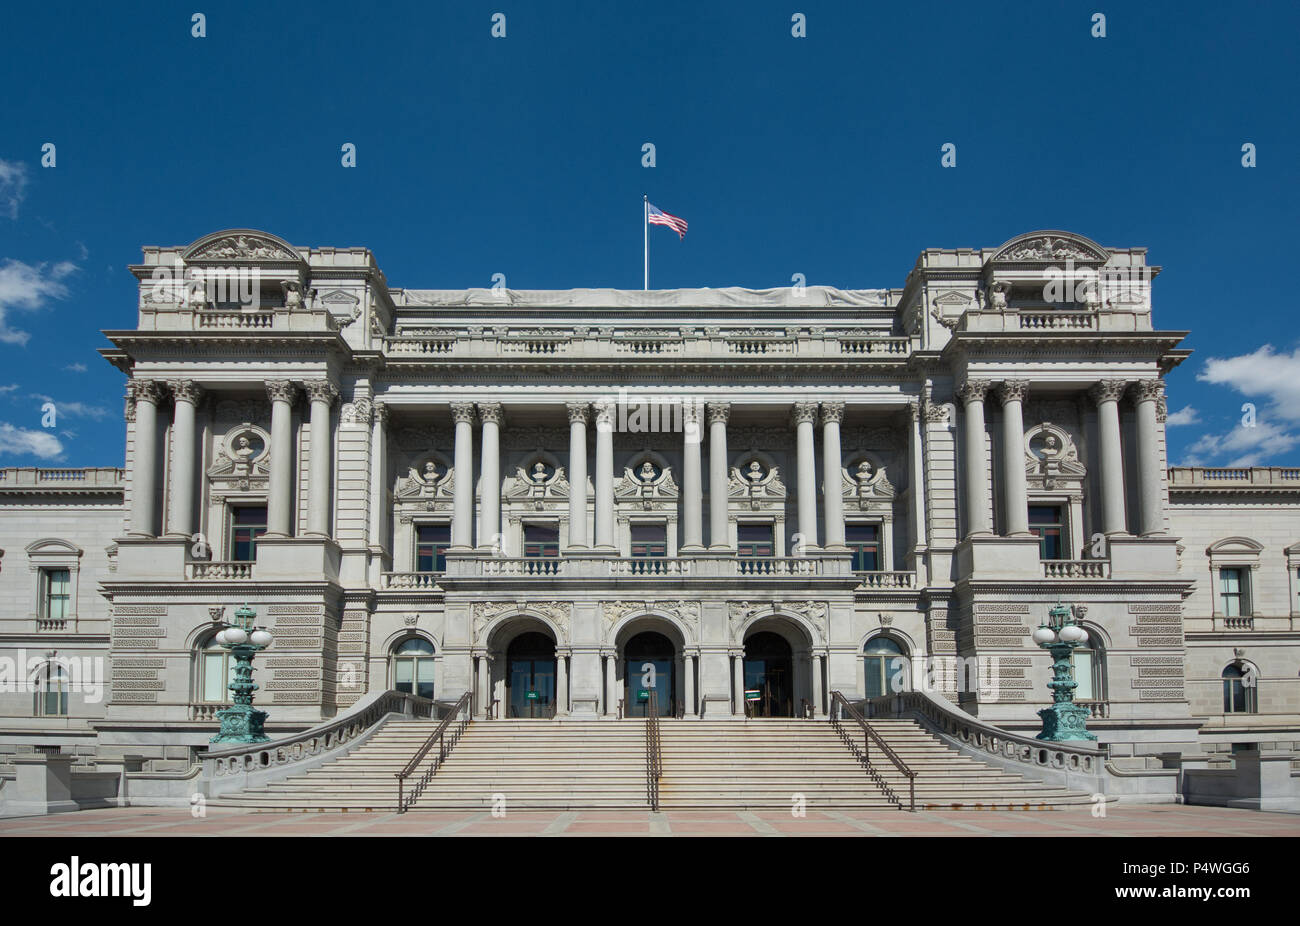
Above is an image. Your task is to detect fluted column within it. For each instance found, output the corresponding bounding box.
[821,402,845,547]
[604,654,616,716]
[1132,380,1166,535]
[165,380,202,538]
[908,400,928,568]
[593,399,616,549]
[556,651,569,715]
[477,403,503,550]
[1091,380,1129,536]
[265,380,298,537]
[128,380,163,537]
[997,380,1030,536]
[368,402,389,551]
[813,654,826,716]
[956,379,992,537]
[566,403,589,548]
[707,402,730,549]
[684,653,696,717]
[682,402,704,550]
[792,402,820,550]
[732,653,746,716]
[450,403,476,547]
[304,380,338,538]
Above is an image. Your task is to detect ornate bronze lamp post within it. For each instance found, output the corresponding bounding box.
[210,603,274,744]
[1031,601,1097,742]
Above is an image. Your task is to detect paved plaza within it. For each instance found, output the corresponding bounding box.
[1,804,1295,837]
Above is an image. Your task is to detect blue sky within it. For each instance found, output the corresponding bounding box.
[1,0,1297,467]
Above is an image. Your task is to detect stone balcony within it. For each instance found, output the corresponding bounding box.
[137,304,342,333]
[1168,466,1300,491]
[0,467,125,491]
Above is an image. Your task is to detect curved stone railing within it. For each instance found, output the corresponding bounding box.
[200,690,436,797]
[862,689,1107,793]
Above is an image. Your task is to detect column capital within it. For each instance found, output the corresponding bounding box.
[477,402,505,426]
[373,400,390,427]
[819,401,845,425]
[1131,379,1165,404]
[1089,380,1129,405]
[166,379,203,406]
[566,402,590,425]
[450,402,477,424]
[790,401,820,426]
[593,398,616,429]
[956,379,992,403]
[265,380,298,405]
[707,402,731,426]
[130,379,164,406]
[996,380,1030,404]
[303,379,339,405]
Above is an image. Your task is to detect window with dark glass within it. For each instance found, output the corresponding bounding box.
[523,524,561,558]
[846,524,880,571]
[230,506,267,562]
[630,524,667,557]
[1028,505,1065,560]
[1222,664,1257,713]
[42,568,71,620]
[416,523,451,572]
[1218,567,1246,616]
[33,663,68,717]
[737,523,774,558]
[393,638,435,700]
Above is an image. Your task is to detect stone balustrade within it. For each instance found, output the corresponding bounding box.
[1041,559,1111,579]
[854,570,918,589]
[1169,466,1300,488]
[0,467,125,489]
[185,561,254,580]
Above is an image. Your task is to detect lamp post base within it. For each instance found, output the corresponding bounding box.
[1036,702,1097,742]
[211,704,269,744]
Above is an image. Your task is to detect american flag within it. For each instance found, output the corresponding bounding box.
[646,202,688,239]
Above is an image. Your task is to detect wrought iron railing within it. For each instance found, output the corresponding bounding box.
[829,690,916,811]
[645,690,662,810]
[395,690,471,812]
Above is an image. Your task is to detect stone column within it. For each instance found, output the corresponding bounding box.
[813,654,826,716]
[792,401,820,551]
[450,403,476,547]
[707,402,730,549]
[1091,380,1129,536]
[556,651,569,715]
[368,402,389,552]
[594,399,616,549]
[165,380,202,538]
[265,380,298,537]
[684,653,696,717]
[996,380,1030,536]
[908,400,928,569]
[603,653,616,716]
[1132,380,1166,536]
[304,380,338,538]
[821,402,846,547]
[477,403,503,550]
[566,403,589,548]
[732,653,746,716]
[682,402,704,550]
[956,379,992,537]
[127,381,163,537]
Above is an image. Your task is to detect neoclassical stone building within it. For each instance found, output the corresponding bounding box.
[1,228,1297,779]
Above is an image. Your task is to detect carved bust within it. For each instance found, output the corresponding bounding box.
[855,460,874,484]
[639,461,657,482]
[746,461,764,483]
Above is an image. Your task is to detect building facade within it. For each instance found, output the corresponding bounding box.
[1,228,1298,781]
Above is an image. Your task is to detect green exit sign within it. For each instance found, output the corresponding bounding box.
[745,689,762,701]
[637,689,650,701]
[525,690,539,700]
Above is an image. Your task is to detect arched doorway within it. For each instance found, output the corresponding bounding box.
[506,632,557,718]
[743,631,794,717]
[863,636,907,699]
[624,631,676,717]
[392,637,436,700]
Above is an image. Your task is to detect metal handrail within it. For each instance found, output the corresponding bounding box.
[395,690,471,813]
[829,690,916,811]
[645,690,662,810]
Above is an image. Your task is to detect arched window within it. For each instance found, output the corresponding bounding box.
[1222,663,1257,714]
[33,663,68,716]
[1071,631,1106,703]
[197,636,235,704]
[393,637,435,699]
[864,637,908,699]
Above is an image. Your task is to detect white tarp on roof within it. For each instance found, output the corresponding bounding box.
[399,286,890,308]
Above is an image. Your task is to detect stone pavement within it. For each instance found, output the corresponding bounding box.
[1,803,1296,837]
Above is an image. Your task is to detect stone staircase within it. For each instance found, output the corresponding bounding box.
[211,716,1093,812]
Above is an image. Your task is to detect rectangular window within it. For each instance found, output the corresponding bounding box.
[43,568,71,620]
[846,524,880,571]
[230,506,268,562]
[201,651,234,703]
[630,524,667,558]
[1073,650,1095,701]
[1028,505,1065,560]
[737,524,774,558]
[415,524,451,572]
[523,524,560,558]
[1218,567,1244,617]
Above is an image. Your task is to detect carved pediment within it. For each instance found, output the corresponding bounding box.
[990,231,1109,265]
[505,464,569,504]
[729,463,787,510]
[841,461,895,507]
[183,229,303,263]
[1025,423,1086,492]
[207,423,270,489]
[615,464,678,510]
[395,461,454,499]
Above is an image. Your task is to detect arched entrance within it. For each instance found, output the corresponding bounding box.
[505,631,557,718]
[743,631,794,717]
[863,636,907,699]
[623,631,676,717]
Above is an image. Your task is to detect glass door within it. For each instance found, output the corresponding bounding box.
[623,631,675,717]
[743,631,793,717]
[506,632,557,718]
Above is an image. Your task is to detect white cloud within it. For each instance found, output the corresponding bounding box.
[1198,345,1300,423]
[0,160,28,220]
[63,363,87,373]
[1165,405,1200,427]
[0,383,19,395]
[0,258,79,345]
[0,422,63,459]
[30,393,111,421]
[1184,420,1300,467]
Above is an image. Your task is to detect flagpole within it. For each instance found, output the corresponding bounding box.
[643,195,649,290]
